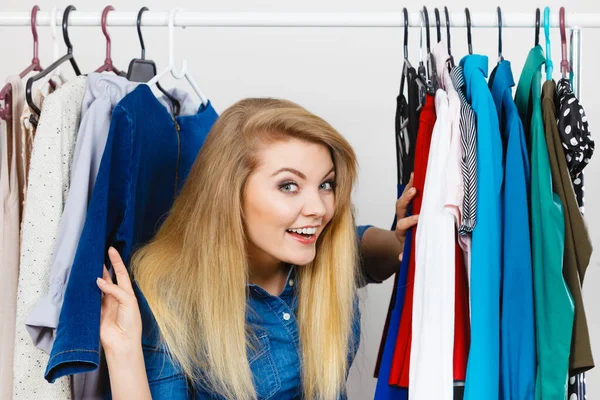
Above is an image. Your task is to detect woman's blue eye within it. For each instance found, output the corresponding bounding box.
[280,182,299,193]
[320,180,336,191]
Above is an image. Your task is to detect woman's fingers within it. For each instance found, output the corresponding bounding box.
[107,247,134,295]
[97,275,135,307]
[396,173,417,219]
[102,264,111,281]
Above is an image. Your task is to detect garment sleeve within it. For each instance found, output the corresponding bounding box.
[356,224,384,286]
[45,106,132,382]
[142,344,192,399]
[26,99,110,353]
[356,224,372,244]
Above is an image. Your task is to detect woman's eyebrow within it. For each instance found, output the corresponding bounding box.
[271,168,306,179]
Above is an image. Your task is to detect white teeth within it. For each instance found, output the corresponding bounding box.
[288,227,317,235]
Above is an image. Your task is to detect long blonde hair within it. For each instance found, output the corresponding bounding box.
[132,98,359,399]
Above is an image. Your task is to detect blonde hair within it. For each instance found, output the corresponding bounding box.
[132,98,359,399]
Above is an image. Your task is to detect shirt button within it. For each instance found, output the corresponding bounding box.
[289,279,294,286]
[283,312,291,321]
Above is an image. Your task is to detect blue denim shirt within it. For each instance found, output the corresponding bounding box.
[140,264,363,400]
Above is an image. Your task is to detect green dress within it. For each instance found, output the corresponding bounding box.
[514,45,574,400]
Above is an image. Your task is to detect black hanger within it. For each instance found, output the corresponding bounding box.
[435,8,441,43]
[402,8,425,111]
[422,7,437,94]
[26,5,81,124]
[497,7,504,63]
[445,6,455,68]
[126,7,180,116]
[465,8,473,55]
[423,7,431,55]
[535,8,541,46]
[403,7,409,60]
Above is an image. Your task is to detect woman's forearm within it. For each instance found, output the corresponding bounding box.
[105,345,152,400]
[359,226,404,283]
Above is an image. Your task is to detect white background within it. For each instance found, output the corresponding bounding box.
[1,0,598,398]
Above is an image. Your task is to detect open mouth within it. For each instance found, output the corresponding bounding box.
[286,227,318,243]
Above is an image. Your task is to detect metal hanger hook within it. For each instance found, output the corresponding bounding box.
[444,6,452,57]
[403,8,408,60]
[137,7,149,59]
[423,6,431,54]
[535,8,541,46]
[497,7,503,62]
[434,8,441,43]
[419,9,424,65]
[62,5,76,52]
[465,8,472,54]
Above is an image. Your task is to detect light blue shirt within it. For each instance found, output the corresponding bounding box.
[460,54,503,400]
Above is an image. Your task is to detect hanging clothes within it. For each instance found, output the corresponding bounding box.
[461,53,503,400]
[409,41,456,400]
[449,66,477,237]
[13,76,87,399]
[541,80,594,375]
[17,77,63,221]
[388,94,436,388]
[24,74,138,400]
[559,75,595,400]
[556,78,594,212]
[373,213,410,400]
[374,60,421,380]
[448,65,475,278]
[0,76,24,400]
[438,44,470,388]
[26,74,137,353]
[489,59,536,400]
[515,45,573,400]
[373,59,422,400]
[45,85,218,383]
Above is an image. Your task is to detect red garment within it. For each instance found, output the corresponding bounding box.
[388,94,436,387]
[453,240,470,381]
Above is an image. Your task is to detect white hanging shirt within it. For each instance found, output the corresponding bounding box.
[409,42,456,400]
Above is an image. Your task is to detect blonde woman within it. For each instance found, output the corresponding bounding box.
[97,99,418,399]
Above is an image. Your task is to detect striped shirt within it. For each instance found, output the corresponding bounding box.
[450,66,477,234]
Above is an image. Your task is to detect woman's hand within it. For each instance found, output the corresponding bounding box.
[394,173,419,261]
[358,173,419,282]
[97,247,143,355]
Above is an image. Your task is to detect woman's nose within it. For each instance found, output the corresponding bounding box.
[302,189,327,218]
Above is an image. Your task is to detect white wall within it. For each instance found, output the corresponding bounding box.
[1,0,598,398]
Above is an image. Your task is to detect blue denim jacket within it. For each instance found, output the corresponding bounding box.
[45,85,219,382]
[140,264,363,400]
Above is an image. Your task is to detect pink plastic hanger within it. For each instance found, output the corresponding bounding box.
[559,7,570,79]
[0,5,45,120]
[95,6,122,74]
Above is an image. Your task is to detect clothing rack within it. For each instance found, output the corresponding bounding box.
[0,10,590,97]
[0,11,597,27]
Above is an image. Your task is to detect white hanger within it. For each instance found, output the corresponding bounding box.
[34,7,65,101]
[147,8,208,106]
[43,7,65,85]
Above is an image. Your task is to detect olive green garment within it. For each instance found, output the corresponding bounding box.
[541,80,594,374]
[514,45,573,400]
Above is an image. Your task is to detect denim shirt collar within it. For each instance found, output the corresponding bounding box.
[247,264,296,301]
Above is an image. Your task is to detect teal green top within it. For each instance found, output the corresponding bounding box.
[514,45,574,400]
